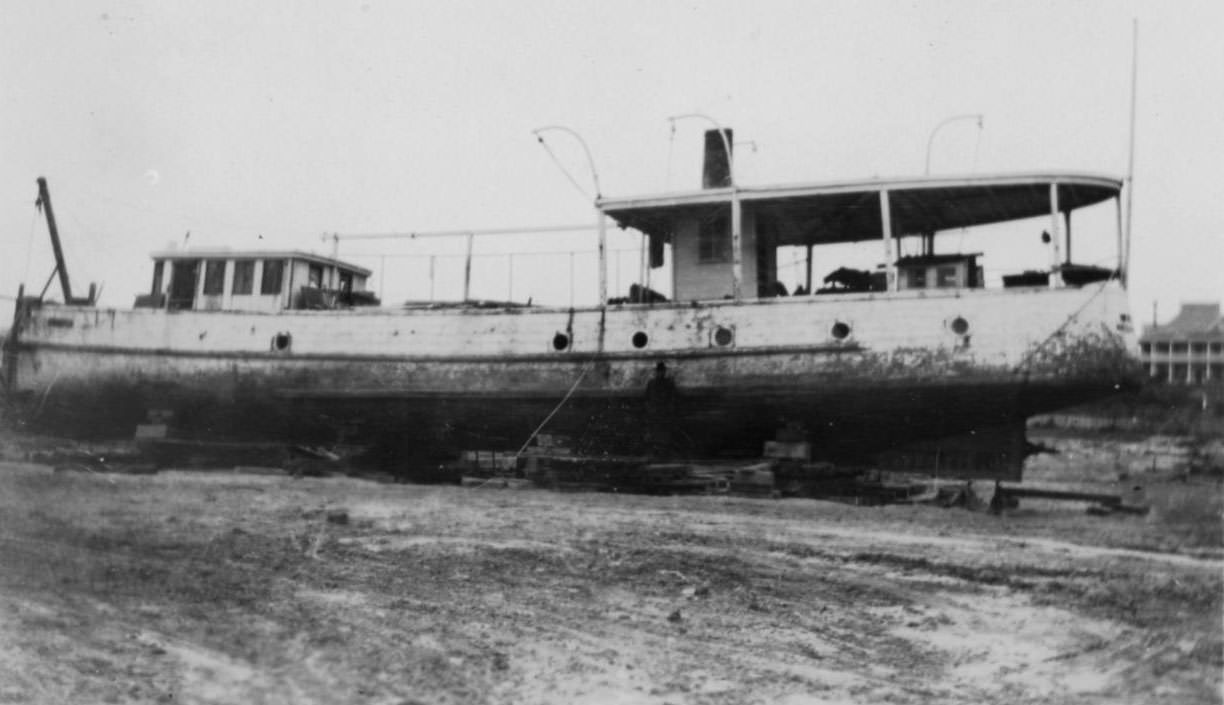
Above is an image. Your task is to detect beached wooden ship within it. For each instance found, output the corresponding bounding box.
[2,132,1140,479]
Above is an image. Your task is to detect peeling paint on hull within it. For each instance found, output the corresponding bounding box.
[4,282,1141,468]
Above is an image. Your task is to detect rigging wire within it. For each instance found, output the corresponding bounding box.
[1013,280,1112,377]
[665,120,676,191]
[535,135,593,202]
[24,205,38,285]
[971,123,984,173]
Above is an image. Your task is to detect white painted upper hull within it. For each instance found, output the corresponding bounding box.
[4,282,1139,464]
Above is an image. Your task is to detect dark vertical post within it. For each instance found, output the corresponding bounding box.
[4,284,25,392]
[1064,211,1073,264]
[804,244,813,293]
[36,177,74,304]
[701,128,733,189]
[463,232,474,302]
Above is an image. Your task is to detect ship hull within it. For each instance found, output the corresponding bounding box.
[4,282,1140,476]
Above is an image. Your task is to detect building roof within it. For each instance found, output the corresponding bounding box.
[1142,303,1224,341]
[148,249,373,277]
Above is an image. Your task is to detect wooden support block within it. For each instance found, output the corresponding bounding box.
[134,424,168,440]
[764,441,811,461]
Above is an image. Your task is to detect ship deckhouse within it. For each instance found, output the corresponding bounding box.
[598,130,1124,304]
[137,250,376,313]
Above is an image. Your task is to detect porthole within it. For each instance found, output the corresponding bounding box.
[272,332,292,351]
[950,316,970,335]
[713,327,734,347]
[632,331,649,349]
[831,322,851,340]
[552,332,571,351]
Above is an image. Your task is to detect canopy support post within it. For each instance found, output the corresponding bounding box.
[804,244,813,294]
[1063,210,1072,265]
[597,212,608,306]
[731,188,742,300]
[879,190,895,291]
[463,232,474,302]
[1048,183,1062,287]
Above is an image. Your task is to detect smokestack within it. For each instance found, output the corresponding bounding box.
[701,128,734,189]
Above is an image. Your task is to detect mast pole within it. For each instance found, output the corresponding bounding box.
[1123,19,1138,286]
[36,177,74,303]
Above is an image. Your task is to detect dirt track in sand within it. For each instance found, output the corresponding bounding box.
[0,433,1221,705]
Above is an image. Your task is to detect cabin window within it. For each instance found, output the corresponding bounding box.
[338,270,353,294]
[203,261,226,295]
[261,259,285,295]
[151,261,165,294]
[905,268,927,289]
[232,260,255,295]
[936,266,960,288]
[698,215,730,264]
[308,264,324,288]
[168,260,199,310]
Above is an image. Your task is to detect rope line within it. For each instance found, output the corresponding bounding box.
[24,207,38,284]
[513,361,594,461]
[465,361,594,489]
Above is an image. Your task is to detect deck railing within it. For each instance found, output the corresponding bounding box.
[343,244,662,308]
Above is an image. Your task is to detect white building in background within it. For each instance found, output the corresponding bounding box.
[1139,303,1224,385]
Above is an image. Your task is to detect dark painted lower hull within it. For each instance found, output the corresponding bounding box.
[8,364,1133,475]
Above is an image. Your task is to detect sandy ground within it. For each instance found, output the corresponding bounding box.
[0,430,1221,704]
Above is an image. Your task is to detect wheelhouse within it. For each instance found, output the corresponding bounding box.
[136,250,376,313]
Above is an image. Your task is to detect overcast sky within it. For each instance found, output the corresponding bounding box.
[2,1,1221,320]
